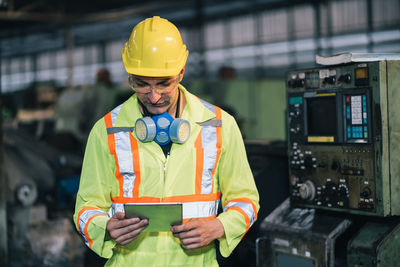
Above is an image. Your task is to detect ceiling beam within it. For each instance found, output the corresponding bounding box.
[0,11,69,22]
[0,0,190,23]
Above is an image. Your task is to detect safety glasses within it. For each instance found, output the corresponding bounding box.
[128,75,179,94]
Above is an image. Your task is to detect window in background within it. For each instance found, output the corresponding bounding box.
[181,27,202,52]
[106,40,124,62]
[205,20,226,49]
[260,9,289,42]
[230,15,256,47]
[54,50,67,85]
[330,0,367,34]
[372,0,400,29]
[293,5,315,39]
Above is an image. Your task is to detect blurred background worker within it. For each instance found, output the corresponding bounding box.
[73,16,259,266]
[78,68,118,140]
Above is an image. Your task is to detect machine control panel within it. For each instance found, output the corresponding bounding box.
[289,144,375,212]
[285,61,398,216]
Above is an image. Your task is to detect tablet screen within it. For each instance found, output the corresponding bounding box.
[124,203,183,232]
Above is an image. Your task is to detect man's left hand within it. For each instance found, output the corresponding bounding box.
[171,218,225,249]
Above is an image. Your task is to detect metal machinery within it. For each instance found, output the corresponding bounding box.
[257,54,400,267]
[287,58,400,216]
[3,126,85,266]
[347,219,400,266]
[256,198,351,267]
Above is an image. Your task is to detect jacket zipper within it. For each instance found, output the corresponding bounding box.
[162,152,170,200]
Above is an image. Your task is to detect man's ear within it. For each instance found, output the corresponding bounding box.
[179,66,185,82]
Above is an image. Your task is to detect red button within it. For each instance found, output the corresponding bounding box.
[346,96,350,103]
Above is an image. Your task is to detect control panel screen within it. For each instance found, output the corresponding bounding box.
[307,96,337,136]
[344,94,369,141]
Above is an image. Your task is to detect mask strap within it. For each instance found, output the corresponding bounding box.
[175,89,181,118]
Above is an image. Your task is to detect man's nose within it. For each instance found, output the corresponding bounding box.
[147,89,162,103]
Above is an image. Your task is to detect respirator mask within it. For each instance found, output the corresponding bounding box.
[135,112,190,145]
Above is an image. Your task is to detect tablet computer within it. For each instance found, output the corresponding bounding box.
[124,203,182,232]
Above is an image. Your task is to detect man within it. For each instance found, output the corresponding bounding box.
[79,68,117,140]
[74,16,259,266]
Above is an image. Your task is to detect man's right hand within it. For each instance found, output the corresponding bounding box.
[106,212,148,245]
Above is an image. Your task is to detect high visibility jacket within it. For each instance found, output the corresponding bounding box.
[74,85,259,266]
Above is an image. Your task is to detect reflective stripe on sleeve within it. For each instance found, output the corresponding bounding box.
[78,208,109,247]
[224,200,256,228]
[109,203,125,217]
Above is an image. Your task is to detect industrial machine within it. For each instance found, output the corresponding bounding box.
[257,54,400,267]
[347,219,400,266]
[256,198,351,267]
[257,198,400,267]
[287,58,400,216]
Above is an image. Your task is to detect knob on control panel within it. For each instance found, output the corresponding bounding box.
[361,187,372,198]
[324,76,336,85]
[299,180,316,200]
[339,73,352,83]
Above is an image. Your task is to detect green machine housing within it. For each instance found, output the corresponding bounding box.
[347,219,400,266]
[286,60,400,216]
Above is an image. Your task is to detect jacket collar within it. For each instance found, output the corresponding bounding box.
[178,84,216,125]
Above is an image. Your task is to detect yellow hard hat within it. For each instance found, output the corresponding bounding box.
[122,16,189,77]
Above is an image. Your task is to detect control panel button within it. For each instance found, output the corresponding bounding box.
[361,187,372,198]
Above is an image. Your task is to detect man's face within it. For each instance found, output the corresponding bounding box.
[129,72,183,115]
